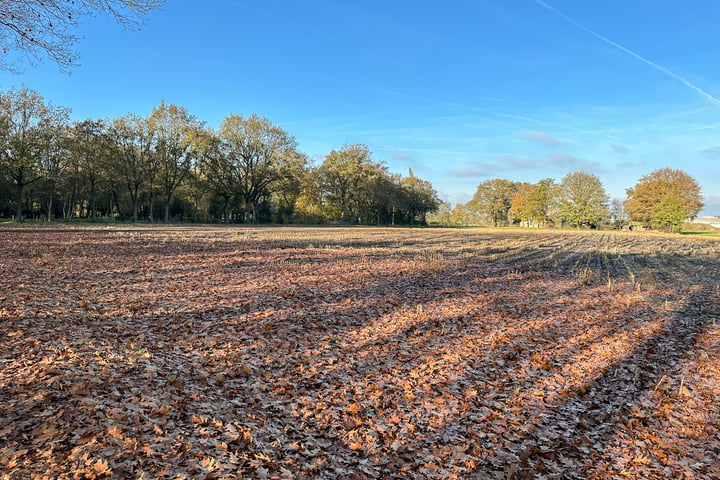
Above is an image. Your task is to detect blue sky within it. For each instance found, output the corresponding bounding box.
[1,0,719,215]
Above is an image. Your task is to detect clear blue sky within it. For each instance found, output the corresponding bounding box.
[2,0,719,215]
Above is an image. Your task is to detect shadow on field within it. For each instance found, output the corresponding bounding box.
[506,281,717,478]
[2,228,719,479]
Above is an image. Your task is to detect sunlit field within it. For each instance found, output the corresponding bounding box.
[1,226,719,479]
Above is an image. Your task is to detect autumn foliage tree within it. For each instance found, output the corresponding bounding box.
[398,169,439,225]
[625,168,704,231]
[65,119,112,219]
[511,178,554,227]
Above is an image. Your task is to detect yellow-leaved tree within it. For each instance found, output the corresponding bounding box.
[625,168,703,231]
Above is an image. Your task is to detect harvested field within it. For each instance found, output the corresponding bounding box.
[1,226,719,479]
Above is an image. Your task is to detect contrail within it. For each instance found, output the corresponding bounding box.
[532,0,720,109]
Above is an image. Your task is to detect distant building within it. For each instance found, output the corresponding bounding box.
[692,216,720,229]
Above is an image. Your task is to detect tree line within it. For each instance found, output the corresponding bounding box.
[0,86,704,230]
[0,87,440,225]
[429,169,704,231]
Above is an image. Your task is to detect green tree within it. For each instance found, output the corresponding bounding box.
[450,203,482,226]
[193,127,235,222]
[0,0,163,71]
[551,171,609,228]
[149,101,201,222]
[0,86,69,220]
[272,150,309,223]
[364,166,406,225]
[66,119,111,219]
[399,169,440,225]
[109,113,156,222]
[219,114,298,222]
[294,166,325,224]
[317,144,375,223]
[625,168,703,231]
[523,178,554,227]
[36,123,68,220]
[468,178,517,227]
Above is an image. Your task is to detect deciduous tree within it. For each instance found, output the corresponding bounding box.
[625,168,703,231]
[610,198,628,229]
[318,144,375,223]
[66,119,111,219]
[551,171,609,228]
[0,86,68,220]
[524,178,554,227]
[272,150,309,223]
[510,182,534,225]
[219,114,298,222]
[399,169,440,225]
[468,178,517,227]
[149,101,201,222]
[109,113,156,222]
[194,127,235,222]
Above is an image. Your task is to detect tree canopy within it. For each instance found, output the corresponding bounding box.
[551,171,609,228]
[511,178,554,227]
[625,168,703,231]
[0,86,69,219]
[467,178,517,227]
[218,114,297,222]
[0,87,440,225]
[0,86,710,230]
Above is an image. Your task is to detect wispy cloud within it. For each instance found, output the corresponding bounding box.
[498,156,541,169]
[532,0,720,109]
[611,144,629,154]
[451,166,496,178]
[617,160,644,168]
[392,153,415,162]
[493,111,624,141]
[699,147,720,158]
[371,143,473,162]
[453,152,601,178]
[547,153,604,171]
[547,153,581,166]
[522,130,563,146]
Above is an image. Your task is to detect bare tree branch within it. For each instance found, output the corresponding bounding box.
[0,0,164,72]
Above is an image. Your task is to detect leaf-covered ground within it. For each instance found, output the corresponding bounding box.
[1,226,719,479]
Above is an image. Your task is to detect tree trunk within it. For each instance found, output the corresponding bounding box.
[15,183,24,221]
[131,197,138,222]
[47,195,54,221]
[222,197,230,224]
[90,180,97,220]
